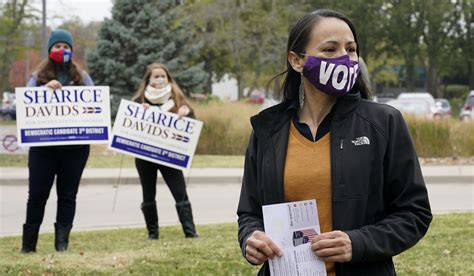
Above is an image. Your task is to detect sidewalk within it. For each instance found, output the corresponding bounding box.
[0,165,472,185]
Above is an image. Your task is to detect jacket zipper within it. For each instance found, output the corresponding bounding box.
[330,104,348,274]
[330,134,344,226]
[339,138,345,189]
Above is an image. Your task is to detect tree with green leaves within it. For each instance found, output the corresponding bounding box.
[182,0,231,94]
[0,0,35,91]
[380,0,425,92]
[186,0,468,98]
[451,0,473,90]
[86,0,208,98]
[420,0,458,97]
[239,0,301,97]
[187,0,302,99]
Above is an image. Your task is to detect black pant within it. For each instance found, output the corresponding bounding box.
[135,158,189,203]
[25,145,90,225]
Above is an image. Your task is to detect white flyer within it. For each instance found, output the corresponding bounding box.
[263,199,327,276]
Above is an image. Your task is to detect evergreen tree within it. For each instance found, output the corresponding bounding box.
[86,0,208,98]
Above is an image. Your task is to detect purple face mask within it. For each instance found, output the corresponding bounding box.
[302,55,360,97]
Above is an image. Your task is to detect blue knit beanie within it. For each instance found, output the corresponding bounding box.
[48,29,74,52]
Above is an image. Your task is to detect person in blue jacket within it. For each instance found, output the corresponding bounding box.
[21,29,94,253]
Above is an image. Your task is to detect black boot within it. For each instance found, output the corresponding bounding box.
[54,222,73,252]
[141,201,159,240]
[21,223,40,253]
[176,200,198,238]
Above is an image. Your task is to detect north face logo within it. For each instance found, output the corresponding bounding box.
[352,136,370,146]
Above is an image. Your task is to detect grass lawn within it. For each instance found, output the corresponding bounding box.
[0,154,245,168]
[0,213,472,275]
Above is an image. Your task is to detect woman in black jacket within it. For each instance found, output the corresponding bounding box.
[131,63,198,240]
[237,10,432,275]
[21,29,94,253]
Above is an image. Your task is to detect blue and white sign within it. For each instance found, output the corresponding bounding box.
[15,86,111,146]
[109,99,203,171]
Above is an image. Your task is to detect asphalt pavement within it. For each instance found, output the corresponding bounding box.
[0,166,472,237]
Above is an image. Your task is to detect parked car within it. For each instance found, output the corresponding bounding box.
[459,90,474,121]
[248,93,265,104]
[373,92,396,104]
[386,99,440,119]
[373,96,396,103]
[1,91,16,120]
[397,92,435,104]
[397,92,440,118]
[434,98,452,118]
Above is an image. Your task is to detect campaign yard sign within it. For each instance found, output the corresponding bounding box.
[15,86,111,146]
[109,99,203,171]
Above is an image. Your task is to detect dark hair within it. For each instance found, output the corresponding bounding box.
[274,9,371,101]
[35,59,84,85]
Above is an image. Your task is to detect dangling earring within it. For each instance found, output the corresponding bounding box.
[299,75,304,109]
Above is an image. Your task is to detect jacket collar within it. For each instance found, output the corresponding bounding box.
[251,92,361,139]
[332,92,361,123]
[250,100,291,140]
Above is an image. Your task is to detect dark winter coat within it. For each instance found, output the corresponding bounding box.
[237,92,432,275]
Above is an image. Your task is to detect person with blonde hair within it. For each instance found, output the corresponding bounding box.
[132,63,198,240]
